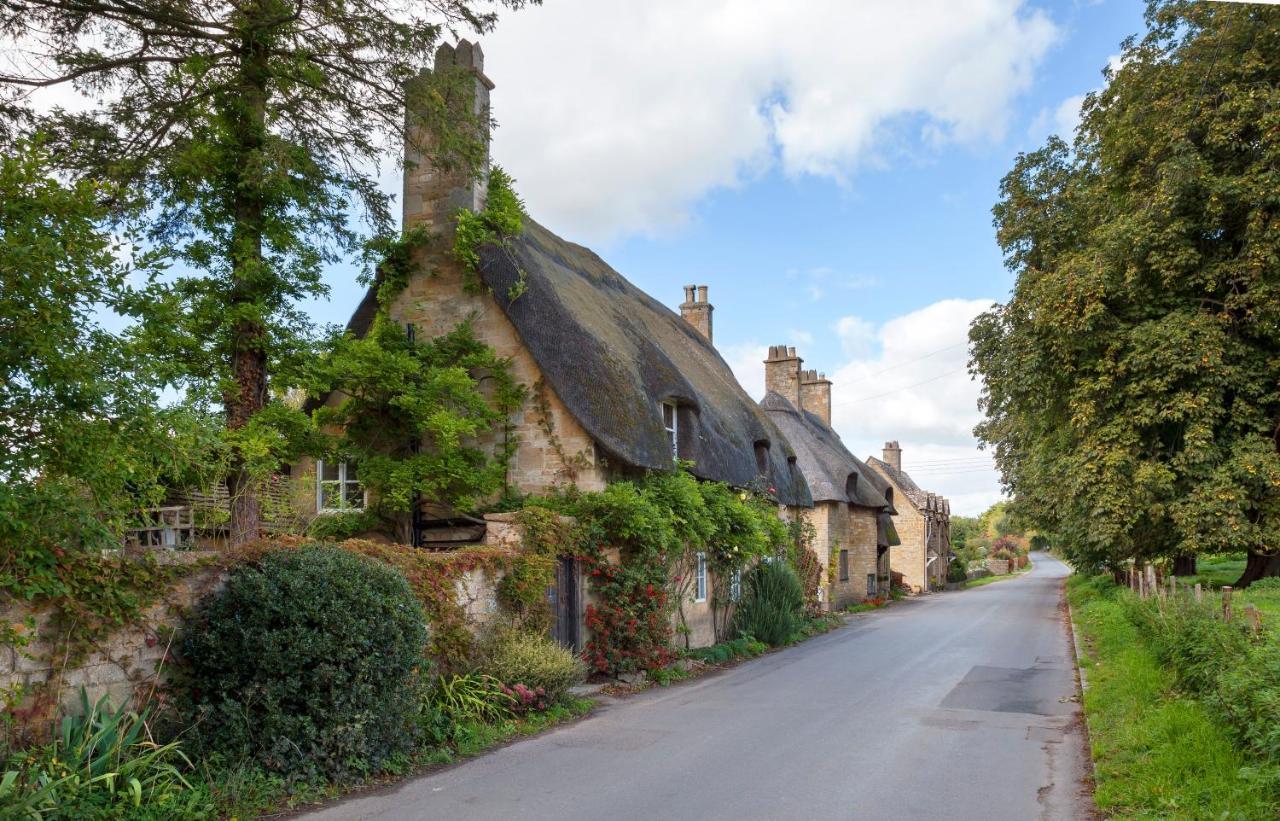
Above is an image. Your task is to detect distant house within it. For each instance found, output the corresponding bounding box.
[867,442,951,593]
[760,349,897,608]
[299,40,813,650]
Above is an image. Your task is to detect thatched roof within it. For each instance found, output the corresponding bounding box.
[759,392,893,512]
[878,512,901,548]
[867,456,932,510]
[476,219,812,507]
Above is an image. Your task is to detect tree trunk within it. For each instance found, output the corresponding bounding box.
[1172,554,1197,576]
[224,19,272,547]
[1234,548,1280,589]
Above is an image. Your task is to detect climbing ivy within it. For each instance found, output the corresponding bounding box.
[453,166,525,294]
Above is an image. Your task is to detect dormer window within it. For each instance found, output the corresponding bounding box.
[754,440,770,474]
[662,400,679,461]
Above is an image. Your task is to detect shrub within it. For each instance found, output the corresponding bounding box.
[0,690,208,818]
[425,674,515,725]
[947,558,968,584]
[305,510,380,541]
[687,636,768,664]
[731,561,805,647]
[183,546,427,781]
[1121,588,1280,771]
[477,627,586,703]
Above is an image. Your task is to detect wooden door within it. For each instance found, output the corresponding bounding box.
[551,556,581,652]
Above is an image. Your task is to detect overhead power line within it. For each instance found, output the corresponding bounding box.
[833,367,970,406]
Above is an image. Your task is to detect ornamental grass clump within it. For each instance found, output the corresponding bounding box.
[731,561,805,647]
[183,546,427,782]
[477,627,586,703]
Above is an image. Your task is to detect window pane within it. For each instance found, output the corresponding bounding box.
[320,461,339,481]
[320,482,341,509]
[343,461,357,481]
[344,482,364,508]
[662,402,675,428]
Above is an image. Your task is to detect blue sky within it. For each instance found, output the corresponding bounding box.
[305,0,1146,514]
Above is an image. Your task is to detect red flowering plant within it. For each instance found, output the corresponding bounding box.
[500,682,549,714]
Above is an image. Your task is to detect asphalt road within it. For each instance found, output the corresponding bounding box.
[305,552,1092,821]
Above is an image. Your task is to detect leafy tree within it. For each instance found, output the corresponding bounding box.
[972,0,1280,585]
[309,314,524,543]
[0,0,533,544]
[0,140,213,595]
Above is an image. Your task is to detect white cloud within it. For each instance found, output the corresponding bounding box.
[834,316,875,359]
[1031,52,1124,142]
[722,341,770,400]
[486,1,1059,242]
[829,298,1000,515]
[725,297,1004,515]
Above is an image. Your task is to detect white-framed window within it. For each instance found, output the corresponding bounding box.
[662,400,678,461]
[695,551,707,602]
[316,460,365,512]
[867,574,877,597]
[730,568,742,602]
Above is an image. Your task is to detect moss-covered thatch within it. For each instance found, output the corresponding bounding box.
[760,391,892,512]
[476,219,812,507]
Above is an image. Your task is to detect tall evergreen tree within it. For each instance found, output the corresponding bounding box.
[0,0,532,543]
[973,0,1280,584]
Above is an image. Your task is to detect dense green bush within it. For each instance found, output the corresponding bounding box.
[731,561,805,647]
[477,627,586,702]
[305,509,381,541]
[1121,587,1280,771]
[947,558,968,584]
[183,546,427,781]
[686,636,768,664]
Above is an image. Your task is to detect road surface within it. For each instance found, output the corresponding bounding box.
[305,552,1092,820]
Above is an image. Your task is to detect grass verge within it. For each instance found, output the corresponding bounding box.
[1066,574,1278,819]
[202,698,597,818]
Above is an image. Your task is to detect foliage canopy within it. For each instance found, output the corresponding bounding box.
[972,0,1280,584]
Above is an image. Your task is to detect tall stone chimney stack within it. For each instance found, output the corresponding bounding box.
[882,440,902,471]
[799,370,833,426]
[402,39,495,232]
[680,284,714,344]
[764,345,803,407]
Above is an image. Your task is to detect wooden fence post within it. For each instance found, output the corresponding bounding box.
[1194,582,1203,603]
[1222,586,1233,622]
[1245,603,1263,639]
[1168,575,1175,598]
[1146,565,1157,599]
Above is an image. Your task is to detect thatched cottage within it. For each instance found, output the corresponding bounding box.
[759,350,897,608]
[300,40,812,650]
[867,442,952,592]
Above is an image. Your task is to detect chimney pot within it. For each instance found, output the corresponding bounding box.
[679,282,713,344]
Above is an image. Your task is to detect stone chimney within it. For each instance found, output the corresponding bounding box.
[764,345,803,407]
[882,440,902,471]
[799,369,832,426]
[402,39,495,232]
[680,284,713,344]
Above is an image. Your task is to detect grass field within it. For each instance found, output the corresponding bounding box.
[964,560,1032,589]
[1067,575,1279,819]
[1185,553,1247,591]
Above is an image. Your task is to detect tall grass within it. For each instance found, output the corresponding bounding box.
[1067,576,1279,819]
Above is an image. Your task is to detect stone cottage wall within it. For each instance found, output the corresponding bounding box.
[3,546,513,720]
[2,553,227,718]
[889,503,927,593]
[804,502,884,610]
[390,250,608,496]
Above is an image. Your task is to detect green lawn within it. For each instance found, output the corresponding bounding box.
[1067,575,1278,819]
[1185,553,1247,591]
